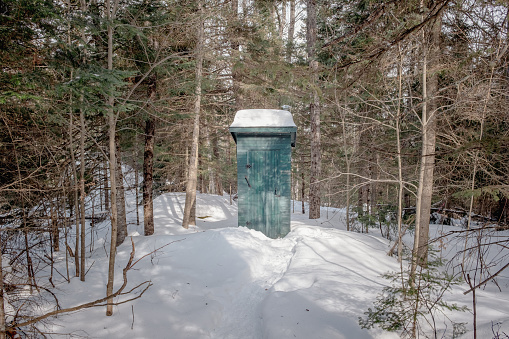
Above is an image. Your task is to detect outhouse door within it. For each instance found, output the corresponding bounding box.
[244,149,281,236]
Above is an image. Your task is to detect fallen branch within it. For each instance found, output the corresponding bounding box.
[9,237,181,330]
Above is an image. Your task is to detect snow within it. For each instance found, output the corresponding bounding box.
[230,109,297,128]
[34,176,509,338]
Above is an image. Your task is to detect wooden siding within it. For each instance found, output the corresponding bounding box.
[236,134,293,238]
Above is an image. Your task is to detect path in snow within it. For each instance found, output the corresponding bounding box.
[46,192,509,339]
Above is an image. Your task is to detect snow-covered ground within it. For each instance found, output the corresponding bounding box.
[41,185,509,338]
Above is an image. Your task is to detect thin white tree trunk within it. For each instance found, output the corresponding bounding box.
[183,0,204,229]
[307,0,321,219]
[411,1,441,281]
[286,0,295,62]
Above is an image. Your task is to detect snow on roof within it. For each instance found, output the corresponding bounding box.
[230,109,296,128]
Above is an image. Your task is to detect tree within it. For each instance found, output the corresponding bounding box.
[106,0,120,317]
[307,0,322,219]
[182,0,205,229]
[143,114,155,236]
[411,0,443,276]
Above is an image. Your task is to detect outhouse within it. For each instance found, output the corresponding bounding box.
[229,109,297,239]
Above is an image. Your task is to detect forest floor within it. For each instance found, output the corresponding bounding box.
[40,183,509,338]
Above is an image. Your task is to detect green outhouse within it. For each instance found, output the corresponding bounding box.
[230,109,297,238]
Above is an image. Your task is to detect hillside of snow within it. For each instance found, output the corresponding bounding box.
[40,186,509,339]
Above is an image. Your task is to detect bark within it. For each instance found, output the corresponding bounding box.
[213,135,223,195]
[286,0,295,62]
[279,1,286,39]
[411,2,442,276]
[135,162,139,226]
[143,117,155,236]
[396,43,404,262]
[69,105,80,277]
[307,0,321,219]
[231,0,243,110]
[204,122,215,194]
[301,171,305,214]
[50,200,59,252]
[104,161,109,211]
[182,0,204,229]
[0,248,5,339]
[340,103,351,231]
[79,106,86,281]
[106,0,119,317]
[115,135,127,247]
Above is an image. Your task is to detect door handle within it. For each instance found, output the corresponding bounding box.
[245,176,251,188]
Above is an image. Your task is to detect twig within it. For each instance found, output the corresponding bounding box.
[131,305,134,330]
[11,237,149,329]
[463,262,509,295]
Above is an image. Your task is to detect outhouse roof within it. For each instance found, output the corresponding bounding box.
[229,109,297,147]
[230,109,296,128]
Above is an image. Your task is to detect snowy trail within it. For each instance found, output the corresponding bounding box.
[45,192,509,339]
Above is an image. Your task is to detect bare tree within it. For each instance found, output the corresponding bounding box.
[411,0,443,281]
[182,0,204,229]
[115,135,127,246]
[106,0,120,317]
[307,0,322,219]
[143,115,155,236]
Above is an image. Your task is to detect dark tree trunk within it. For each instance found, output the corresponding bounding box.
[104,161,109,211]
[115,135,127,247]
[143,117,155,236]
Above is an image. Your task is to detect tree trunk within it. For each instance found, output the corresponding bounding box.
[79,106,86,281]
[301,171,305,214]
[0,248,5,339]
[203,121,215,194]
[411,2,441,275]
[135,161,139,226]
[396,43,404,262]
[286,0,295,62]
[143,117,155,236]
[69,105,80,277]
[182,0,204,229]
[104,161,109,211]
[115,135,127,247]
[231,0,244,110]
[340,103,351,231]
[279,1,286,39]
[307,0,321,219]
[50,200,59,252]
[106,0,119,317]
[213,135,223,195]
